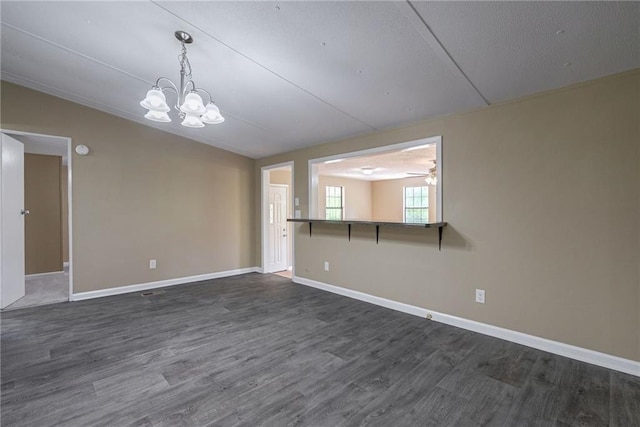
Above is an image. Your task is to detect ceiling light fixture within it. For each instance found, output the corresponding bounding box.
[140,31,224,128]
[361,167,374,175]
[424,161,437,185]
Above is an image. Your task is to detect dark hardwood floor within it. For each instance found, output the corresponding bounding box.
[1,273,638,426]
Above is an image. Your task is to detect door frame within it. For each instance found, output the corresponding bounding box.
[261,161,294,274]
[0,128,74,299]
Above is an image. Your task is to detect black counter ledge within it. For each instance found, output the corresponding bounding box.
[287,219,448,249]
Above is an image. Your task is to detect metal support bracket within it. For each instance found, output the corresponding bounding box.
[348,224,351,241]
[438,226,443,251]
[376,225,380,244]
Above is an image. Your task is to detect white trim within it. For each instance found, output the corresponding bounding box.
[293,275,640,377]
[0,128,74,302]
[63,262,70,268]
[307,136,443,220]
[66,135,74,299]
[309,161,319,219]
[434,138,443,222]
[294,276,429,318]
[26,271,64,278]
[0,128,70,142]
[261,162,294,275]
[71,267,259,301]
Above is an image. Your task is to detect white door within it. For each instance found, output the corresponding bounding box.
[268,185,288,272]
[1,133,26,308]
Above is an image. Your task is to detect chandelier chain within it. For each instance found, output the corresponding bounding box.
[179,43,193,80]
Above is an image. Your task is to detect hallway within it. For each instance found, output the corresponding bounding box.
[3,268,68,310]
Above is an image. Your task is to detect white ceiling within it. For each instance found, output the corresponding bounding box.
[1,2,638,159]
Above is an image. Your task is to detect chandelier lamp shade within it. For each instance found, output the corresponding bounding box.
[140,30,224,128]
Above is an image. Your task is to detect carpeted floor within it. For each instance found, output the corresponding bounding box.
[3,270,69,310]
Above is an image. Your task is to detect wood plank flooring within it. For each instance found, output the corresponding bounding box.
[1,273,638,426]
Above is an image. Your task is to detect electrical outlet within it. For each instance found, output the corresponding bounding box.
[475,289,485,304]
[295,210,301,219]
[149,259,157,269]
[295,197,300,207]
[324,261,329,271]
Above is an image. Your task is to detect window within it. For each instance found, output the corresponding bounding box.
[404,186,429,223]
[325,186,344,220]
[309,136,442,222]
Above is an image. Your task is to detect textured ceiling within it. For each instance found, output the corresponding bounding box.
[1,1,638,159]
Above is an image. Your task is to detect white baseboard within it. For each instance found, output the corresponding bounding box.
[71,267,260,301]
[26,271,64,278]
[293,276,640,377]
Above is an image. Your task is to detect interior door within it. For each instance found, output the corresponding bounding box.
[1,133,26,308]
[268,185,288,272]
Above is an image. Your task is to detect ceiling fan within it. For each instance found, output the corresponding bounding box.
[406,161,437,185]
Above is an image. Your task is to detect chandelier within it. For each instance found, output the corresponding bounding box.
[140,30,224,128]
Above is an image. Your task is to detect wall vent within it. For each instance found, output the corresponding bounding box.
[141,290,165,297]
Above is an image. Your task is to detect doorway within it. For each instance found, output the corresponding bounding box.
[0,130,73,310]
[261,162,294,275]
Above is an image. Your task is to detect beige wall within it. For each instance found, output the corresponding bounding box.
[372,176,437,223]
[256,70,640,362]
[318,175,372,220]
[24,153,62,274]
[1,81,256,293]
[61,165,69,263]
